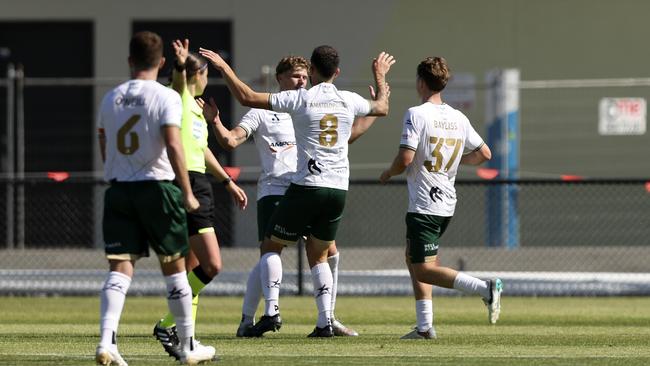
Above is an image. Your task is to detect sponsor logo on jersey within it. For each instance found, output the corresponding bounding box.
[268,141,296,153]
[271,113,281,122]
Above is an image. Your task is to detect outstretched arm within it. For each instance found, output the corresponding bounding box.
[380,148,415,184]
[198,97,248,150]
[170,39,189,94]
[368,52,396,117]
[199,48,271,110]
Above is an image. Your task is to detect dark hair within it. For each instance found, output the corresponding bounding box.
[129,31,163,70]
[417,57,450,92]
[185,51,208,81]
[276,55,310,76]
[310,45,339,79]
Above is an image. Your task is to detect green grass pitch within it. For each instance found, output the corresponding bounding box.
[1,296,650,365]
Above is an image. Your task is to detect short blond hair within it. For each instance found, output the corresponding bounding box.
[276,56,310,76]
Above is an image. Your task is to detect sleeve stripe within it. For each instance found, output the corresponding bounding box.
[399,144,417,151]
[238,125,252,139]
[471,142,485,153]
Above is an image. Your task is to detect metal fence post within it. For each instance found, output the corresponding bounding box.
[15,64,24,249]
[5,63,15,249]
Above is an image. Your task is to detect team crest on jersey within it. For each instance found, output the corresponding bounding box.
[429,186,444,202]
[308,158,322,175]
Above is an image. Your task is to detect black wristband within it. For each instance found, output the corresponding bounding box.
[174,61,186,72]
[221,176,231,186]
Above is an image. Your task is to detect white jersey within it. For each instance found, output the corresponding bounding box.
[400,102,484,216]
[270,83,371,190]
[97,79,183,182]
[238,109,296,199]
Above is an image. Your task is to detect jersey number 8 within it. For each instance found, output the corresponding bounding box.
[319,114,338,147]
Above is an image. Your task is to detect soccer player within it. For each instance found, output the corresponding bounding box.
[152,39,247,359]
[202,55,376,337]
[199,45,394,337]
[95,31,215,365]
[379,57,502,339]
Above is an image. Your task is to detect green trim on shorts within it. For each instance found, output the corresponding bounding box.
[266,184,346,244]
[405,212,451,264]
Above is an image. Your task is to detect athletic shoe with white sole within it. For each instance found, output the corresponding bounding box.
[331,318,359,337]
[95,345,128,366]
[400,326,436,339]
[483,278,503,324]
[179,340,216,365]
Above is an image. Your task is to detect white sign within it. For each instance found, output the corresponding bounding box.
[599,98,646,135]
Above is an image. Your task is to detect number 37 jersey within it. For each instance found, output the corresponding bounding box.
[98,80,183,182]
[400,102,484,216]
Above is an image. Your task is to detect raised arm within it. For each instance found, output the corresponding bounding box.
[380,147,415,184]
[170,39,189,94]
[460,143,492,166]
[163,125,200,212]
[368,52,396,117]
[199,48,271,110]
[349,85,384,143]
[198,97,248,150]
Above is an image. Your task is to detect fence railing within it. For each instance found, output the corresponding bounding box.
[1,177,649,296]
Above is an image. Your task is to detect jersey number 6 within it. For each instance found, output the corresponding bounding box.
[117,115,141,155]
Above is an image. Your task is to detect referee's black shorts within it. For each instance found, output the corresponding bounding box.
[180,171,216,236]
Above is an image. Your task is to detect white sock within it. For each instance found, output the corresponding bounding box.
[453,272,490,299]
[164,271,194,350]
[99,271,131,349]
[327,252,340,318]
[311,262,333,328]
[241,260,262,325]
[260,252,282,316]
[416,299,433,332]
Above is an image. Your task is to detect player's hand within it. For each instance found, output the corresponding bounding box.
[199,97,220,124]
[379,169,392,184]
[373,51,396,77]
[367,83,390,101]
[226,181,248,210]
[199,48,227,70]
[184,193,200,212]
[172,39,189,65]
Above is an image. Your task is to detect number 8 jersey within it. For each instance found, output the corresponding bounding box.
[400,102,484,216]
[270,83,371,191]
[98,80,183,182]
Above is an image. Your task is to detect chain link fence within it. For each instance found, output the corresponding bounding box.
[1,177,649,296]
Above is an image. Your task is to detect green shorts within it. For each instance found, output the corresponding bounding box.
[257,195,283,242]
[266,184,346,245]
[405,212,451,264]
[103,180,189,263]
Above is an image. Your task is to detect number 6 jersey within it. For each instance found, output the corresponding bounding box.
[98,80,183,182]
[270,82,370,191]
[400,102,484,216]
